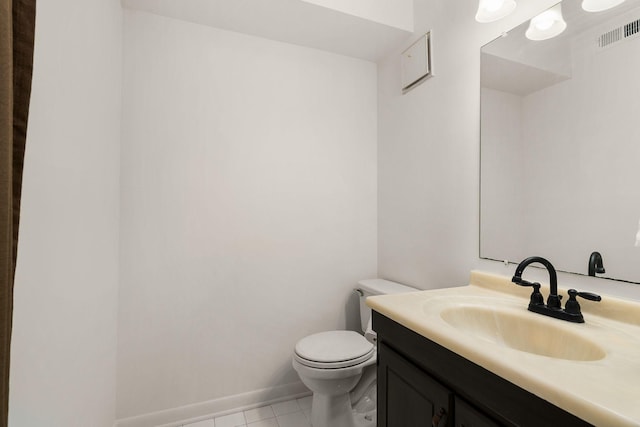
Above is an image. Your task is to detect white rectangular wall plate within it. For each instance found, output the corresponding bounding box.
[401,31,433,93]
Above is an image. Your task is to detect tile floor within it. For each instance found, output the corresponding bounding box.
[182,396,312,427]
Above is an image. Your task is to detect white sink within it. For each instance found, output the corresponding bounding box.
[439,304,606,361]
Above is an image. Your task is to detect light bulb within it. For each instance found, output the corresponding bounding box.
[582,0,626,12]
[526,4,567,41]
[534,13,555,31]
[475,0,516,23]
[485,0,505,12]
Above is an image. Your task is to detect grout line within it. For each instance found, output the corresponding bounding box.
[183,398,315,427]
[175,392,312,427]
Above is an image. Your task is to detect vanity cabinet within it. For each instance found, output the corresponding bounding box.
[377,338,452,426]
[374,312,592,427]
[454,397,501,427]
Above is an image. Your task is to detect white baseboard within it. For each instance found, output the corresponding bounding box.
[114,382,310,427]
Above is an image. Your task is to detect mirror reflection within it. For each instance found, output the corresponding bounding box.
[480,0,640,283]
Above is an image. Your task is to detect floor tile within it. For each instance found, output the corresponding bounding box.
[247,418,279,427]
[244,406,275,423]
[184,418,215,427]
[296,396,312,410]
[215,411,246,427]
[271,400,300,416]
[302,407,311,422]
[276,411,311,427]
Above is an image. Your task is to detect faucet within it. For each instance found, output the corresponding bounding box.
[512,256,601,323]
[588,251,605,276]
[512,256,561,309]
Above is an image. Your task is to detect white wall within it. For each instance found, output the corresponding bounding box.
[480,88,526,262]
[9,1,122,426]
[377,0,560,289]
[118,10,377,422]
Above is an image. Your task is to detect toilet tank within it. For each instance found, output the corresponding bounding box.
[355,279,418,333]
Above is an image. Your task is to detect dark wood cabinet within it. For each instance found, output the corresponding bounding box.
[455,397,501,427]
[374,311,593,427]
[378,340,452,427]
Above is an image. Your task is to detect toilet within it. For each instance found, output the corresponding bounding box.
[292,279,417,427]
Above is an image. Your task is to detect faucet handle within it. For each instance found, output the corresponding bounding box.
[572,290,601,301]
[512,277,544,306]
[565,289,602,315]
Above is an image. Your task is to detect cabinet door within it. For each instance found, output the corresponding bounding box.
[455,397,502,427]
[378,342,453,427]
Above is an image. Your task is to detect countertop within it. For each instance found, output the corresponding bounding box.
[366,270,640,427]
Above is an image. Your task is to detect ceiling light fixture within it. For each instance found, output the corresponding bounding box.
[525,4,567,40]
[475,0,517,23]
[582,0,626,12]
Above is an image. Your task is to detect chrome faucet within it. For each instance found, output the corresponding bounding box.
[512,256,601,323]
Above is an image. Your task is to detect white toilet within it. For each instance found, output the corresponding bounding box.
[292,279,417,427]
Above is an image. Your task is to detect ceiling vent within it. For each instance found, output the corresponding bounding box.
[625,18,640,37]
[598,18,640,47]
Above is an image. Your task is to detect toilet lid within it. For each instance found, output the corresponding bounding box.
[294,331,374,369]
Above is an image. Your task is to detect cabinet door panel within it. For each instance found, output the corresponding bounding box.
[379,341,453,427]
[455,397,502,427]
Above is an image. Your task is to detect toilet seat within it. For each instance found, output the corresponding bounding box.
[294,330,375,369]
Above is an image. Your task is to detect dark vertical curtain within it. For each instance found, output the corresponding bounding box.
[0,0,35,425]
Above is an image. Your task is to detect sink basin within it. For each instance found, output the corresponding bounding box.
[440,304,606,361]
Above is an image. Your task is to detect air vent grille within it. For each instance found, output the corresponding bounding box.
[625,19,640,37]
[598,18,640,48]
[598,27,622,47]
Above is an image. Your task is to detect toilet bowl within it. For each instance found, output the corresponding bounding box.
[292,279,417,427]
[293,330,376,427]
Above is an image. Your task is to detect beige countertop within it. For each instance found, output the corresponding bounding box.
[366,270,640,427]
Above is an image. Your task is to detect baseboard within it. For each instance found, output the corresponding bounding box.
[114,381,310,427]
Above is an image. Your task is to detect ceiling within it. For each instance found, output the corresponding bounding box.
[121,0,415,62]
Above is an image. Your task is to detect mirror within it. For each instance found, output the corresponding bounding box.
[480,0,640,283]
